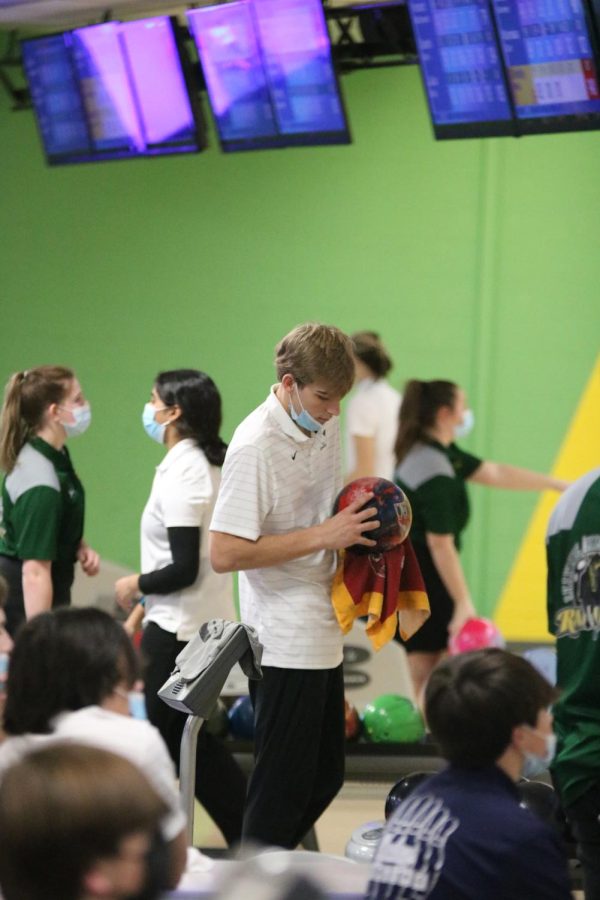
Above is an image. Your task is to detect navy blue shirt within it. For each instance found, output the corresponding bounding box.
[366,765,571,900]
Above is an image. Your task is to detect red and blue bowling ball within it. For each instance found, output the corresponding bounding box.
[333,477,412,555]
[228,695,255,740]
[448,617,505,655]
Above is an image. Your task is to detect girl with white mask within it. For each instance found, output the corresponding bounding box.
[0,366,99,635]
[114,369,245,848]
[393,379,569,700]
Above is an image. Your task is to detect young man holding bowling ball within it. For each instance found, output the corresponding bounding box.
[210,323,378,849]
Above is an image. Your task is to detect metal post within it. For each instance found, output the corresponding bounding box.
[179,714,204,844]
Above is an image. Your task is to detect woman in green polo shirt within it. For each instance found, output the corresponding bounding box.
[0,366,99,635]
[394,379,567,699]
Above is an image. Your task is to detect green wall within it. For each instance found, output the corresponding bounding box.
[1,55,598,617]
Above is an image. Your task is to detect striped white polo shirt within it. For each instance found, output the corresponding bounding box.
[210,387,344,669]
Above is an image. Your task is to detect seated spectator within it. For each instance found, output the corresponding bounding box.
[0,606,186,887]
[0,743,167,900]
[365,649,572,900]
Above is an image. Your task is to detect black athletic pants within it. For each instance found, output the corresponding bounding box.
[242,663,345,849]
[140,622,247,847]
[564,783,600,900]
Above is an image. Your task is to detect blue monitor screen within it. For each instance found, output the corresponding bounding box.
[187,3,279,151]
[22,34,92,162]
[253,0,351,144]
[22,18,204,165]
[491,0,600,131]
[408,0,515,138]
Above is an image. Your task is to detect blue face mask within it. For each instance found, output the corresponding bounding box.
[454,408,475,440]
[127,691,148,721]
[521,727,557,778]
[60,403,92,438]
[142,402,168,445]
[289,384,322,434]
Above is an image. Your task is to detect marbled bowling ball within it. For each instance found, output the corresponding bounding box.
[333,477,412,555]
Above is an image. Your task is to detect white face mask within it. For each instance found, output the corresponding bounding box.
[59,402,92,438]
[521,727,557,778]
[454,408,474,439]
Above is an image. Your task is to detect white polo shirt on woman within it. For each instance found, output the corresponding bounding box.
[210,389,344,670]
[141,439,235,642]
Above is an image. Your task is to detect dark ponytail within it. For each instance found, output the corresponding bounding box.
[155,369,227,467]
[395,379,457,464]
[0,366,74,473]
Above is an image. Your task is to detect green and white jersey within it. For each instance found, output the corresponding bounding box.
[546,466,600,808]
[394,440,482,548]
[0,437,84,563]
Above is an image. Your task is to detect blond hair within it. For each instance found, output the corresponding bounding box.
[275,323,355,396]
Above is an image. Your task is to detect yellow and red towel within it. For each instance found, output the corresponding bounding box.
[332,539,430,650]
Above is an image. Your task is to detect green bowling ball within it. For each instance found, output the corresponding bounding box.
[362,693,425,743]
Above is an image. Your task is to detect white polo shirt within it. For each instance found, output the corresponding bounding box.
[345,378,402,481]
[141,439,235,642]
[0,707,186,842]
[210,388,344,670]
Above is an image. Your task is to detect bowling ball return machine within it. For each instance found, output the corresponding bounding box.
[158,620,262,845]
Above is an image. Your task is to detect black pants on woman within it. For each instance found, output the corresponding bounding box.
[140,621,247,847]
[242,663,345,849]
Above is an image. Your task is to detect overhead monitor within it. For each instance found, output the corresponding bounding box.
[22,17,205,165]
[187,3,279,152]
[407,0,516,138]
[491,0,600,133]
[21,33,94,164]
[188,0,351,150]
[252,0,351,145]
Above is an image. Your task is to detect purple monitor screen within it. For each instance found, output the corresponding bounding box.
[120,17,200,151]
[251,0,350,143]
[22,34,92,161]
[407,0,515,138]
[187,4,279,150]
[71,23,143,155]
[491,0,600,127]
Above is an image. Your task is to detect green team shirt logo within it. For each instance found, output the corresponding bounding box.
[554,534,600,638]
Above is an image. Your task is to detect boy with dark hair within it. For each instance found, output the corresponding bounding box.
[366,649,571,900]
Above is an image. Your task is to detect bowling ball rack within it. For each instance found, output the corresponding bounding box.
[228,735,444,782]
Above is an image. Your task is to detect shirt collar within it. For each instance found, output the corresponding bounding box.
[157,438,198,472]
[29,436,73,472]
[266,385,312,444]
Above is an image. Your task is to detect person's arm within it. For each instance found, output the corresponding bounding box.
[115,527,200,611]
[123,602,145,636]
[346,435,376,483]
[425,533,476,636]
[470,462,569,492]
[21,559,53,619]
[210,496,379,573]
